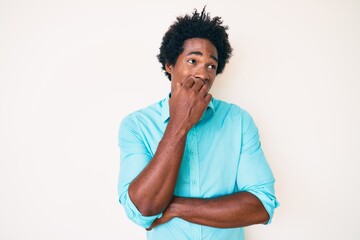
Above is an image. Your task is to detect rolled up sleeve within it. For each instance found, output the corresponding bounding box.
[237,111,279,224]
[117,115,162,229]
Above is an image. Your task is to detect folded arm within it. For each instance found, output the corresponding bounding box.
[147,110,279,230]
[147,192,270,230]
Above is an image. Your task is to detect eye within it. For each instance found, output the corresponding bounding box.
[208,64,217,70]
[187,59,196,64]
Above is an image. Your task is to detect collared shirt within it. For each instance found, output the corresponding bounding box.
[118,96,279,240]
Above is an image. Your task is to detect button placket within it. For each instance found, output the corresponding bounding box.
[188,126,200,198]
[191,126,201,240]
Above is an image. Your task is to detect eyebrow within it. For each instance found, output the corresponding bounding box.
[187,51,218,63]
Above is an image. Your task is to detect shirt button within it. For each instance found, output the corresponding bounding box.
[192,180,197,186]
[190,150,195,155]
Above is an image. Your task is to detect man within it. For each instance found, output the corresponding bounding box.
[118,7,279,240]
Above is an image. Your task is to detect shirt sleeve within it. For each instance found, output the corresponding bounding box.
[117,115,162,229]
[236,111,279,224]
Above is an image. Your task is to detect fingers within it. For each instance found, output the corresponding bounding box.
[146,221,157,231]
[204,93,212,103]
[146,216,163,231]
[192,78,205,91]
[199,82,209,95]
[183,77,207,94]
[179,77,210,100]
[183,77,195,88]
[183,77,206,91]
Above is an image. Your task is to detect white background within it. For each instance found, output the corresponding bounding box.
[1,0,359,239]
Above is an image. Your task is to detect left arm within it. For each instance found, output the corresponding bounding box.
[147,192,269,230]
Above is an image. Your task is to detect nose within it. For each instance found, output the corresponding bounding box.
[194,66,209,81]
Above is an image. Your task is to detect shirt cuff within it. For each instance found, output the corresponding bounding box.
[120,192,163,229]
[246,187,280,224]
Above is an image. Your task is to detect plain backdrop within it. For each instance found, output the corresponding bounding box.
[1,0,359,239]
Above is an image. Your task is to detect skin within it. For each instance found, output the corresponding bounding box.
[128,38,269,230]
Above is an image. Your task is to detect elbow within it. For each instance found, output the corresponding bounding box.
[247,192,272,225]
[128,188,164,216]
[129,195,162,217]
[136,199,165,216]
[249,198,271,225]
[260,209,270,224]
[120,194,161,229]
[255,197,271,225]
[139,207,159,217]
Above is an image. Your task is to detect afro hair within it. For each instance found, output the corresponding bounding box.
[158,7,233,80]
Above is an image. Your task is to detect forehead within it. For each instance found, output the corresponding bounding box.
[182,38,218,58]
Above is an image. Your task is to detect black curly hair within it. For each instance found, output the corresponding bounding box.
[157,7,233,81]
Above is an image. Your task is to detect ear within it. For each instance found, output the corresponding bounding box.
[165,63,173,74]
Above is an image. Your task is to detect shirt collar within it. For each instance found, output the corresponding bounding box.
[161,93,215,123]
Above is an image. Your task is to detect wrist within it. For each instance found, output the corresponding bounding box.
[167,120,191,137]
[170,197,193,219]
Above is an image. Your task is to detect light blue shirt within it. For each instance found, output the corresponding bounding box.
[118,96,279,240]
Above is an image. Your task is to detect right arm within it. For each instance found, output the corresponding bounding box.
[127,78,211,216]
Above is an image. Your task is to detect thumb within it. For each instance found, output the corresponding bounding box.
[204,93,212,104]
